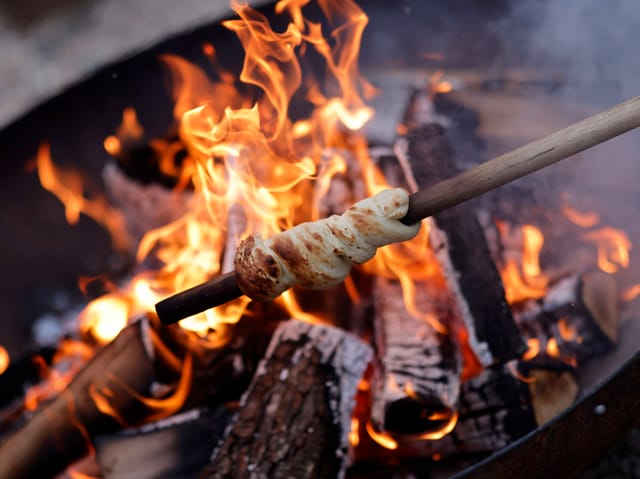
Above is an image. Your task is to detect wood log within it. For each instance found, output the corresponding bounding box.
[202,319,372,479]
[96,407,231,479]
[516,270,620,364]
[0,347,56,438]
[370,277,462,435]
[355,360,578,461]
[0,321,156,479]
[403,119,525,365]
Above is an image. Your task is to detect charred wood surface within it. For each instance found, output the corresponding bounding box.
[0,321,156,479]
[357,361,577,461]
[370,277,461,434]
[516,271,619,364]
[96,407,231,479]
[405,121,525,365]
[202,319,372,479]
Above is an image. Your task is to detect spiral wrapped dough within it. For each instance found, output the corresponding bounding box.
[234,188,421,301]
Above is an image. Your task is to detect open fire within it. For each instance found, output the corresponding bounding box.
[0,1,639,478]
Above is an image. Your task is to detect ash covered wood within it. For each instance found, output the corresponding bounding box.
[103,162,193,250]
[0,321,156,479]
[202,319,371,479]
[403,118,525,365]
[370,277,461,435]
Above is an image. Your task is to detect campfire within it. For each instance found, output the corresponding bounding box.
[0,1,639,478]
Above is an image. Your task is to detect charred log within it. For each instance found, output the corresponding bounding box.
[370,277,461,435]
[202,319,372,479]
[96,407,231,479]
[516,270,619,364]
[403,121,525,365]
[356,360,577,461]
[0,321,156,479]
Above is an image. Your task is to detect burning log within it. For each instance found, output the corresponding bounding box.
[202,319,372,479]
[0,321,156,479]
[96,407,231,479]
[356,360,578,462]
[370,277,461,435]
[516,270,620,364]
[403,121,525,365]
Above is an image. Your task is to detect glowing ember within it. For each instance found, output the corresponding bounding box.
[349,417,360,447]
[365,421,398,450]
[583,227,631,274]
[0,346,9,375]
[415,411,459,440]
[546,337,560,357]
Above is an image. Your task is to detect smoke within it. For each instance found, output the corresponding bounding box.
[492,0,640,106]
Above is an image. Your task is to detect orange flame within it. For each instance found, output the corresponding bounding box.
[103,107,144,156]
[36,144,131,251]
[583,227,631,274]
[92,353,193,425]
[522,338,540,361]
[34,0,461,433]
[23,341,94,412]
[0,346,9,375]
[79,295,129,344]
[560,201,600,228]
[557,318,578,342]
[500,224,549,304]
[622,283,640,302]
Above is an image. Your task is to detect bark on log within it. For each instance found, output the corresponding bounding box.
[370,277,461,435]
[0,321,156,479]
[202,319,372,479]
[404,121,525,365]
[516,271,619,364]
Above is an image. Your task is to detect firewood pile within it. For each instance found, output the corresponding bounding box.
[0,1,637,477]
[0,82,630,479]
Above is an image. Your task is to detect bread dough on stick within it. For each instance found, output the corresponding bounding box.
[234,188,421,302]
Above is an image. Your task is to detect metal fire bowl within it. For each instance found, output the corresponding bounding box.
[0,1,638,477]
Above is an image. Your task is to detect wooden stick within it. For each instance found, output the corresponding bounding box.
[402,96,640,223]
[156,96,640,324]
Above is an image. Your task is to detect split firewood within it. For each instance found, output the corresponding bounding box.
[0,321,156,479]
[370,277,461,435]
[516,270,619,364]
[96,407,231,479]
[356,360,578,462]
[202,319,372,479]
[402,120,525,365]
